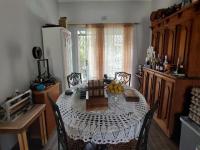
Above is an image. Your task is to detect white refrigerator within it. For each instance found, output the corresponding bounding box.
[42,27,73,91]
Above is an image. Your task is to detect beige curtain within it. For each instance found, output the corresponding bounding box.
[123,24,133,73]
[86,24,133,79]
[87,24,104,79]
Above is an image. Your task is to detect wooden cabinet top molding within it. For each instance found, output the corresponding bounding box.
[151,1,200,28]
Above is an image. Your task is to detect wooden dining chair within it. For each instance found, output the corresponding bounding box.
[114,72,131,86]
[107,101,159,150]
[47,94,87,150]
[136,100,159,150]
[67,72,82,88]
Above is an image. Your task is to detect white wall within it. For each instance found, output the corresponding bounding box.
[59,1,151,24]
[59,1,152,87]
[0,0,58,149]
[68,25,81,73]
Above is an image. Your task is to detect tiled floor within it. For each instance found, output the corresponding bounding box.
[148,121,178,150]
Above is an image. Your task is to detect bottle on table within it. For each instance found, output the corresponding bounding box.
[175,57,180,74]
[159,60,164,72]
[151,51,156,69]
[164,55,168,65]
[155,54,161,71]
[164,55,168,72]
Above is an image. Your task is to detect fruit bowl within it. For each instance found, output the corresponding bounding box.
[107,81,124,95]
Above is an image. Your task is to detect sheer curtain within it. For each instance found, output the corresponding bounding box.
[87,24,104,80]
[86,24,133,79]
[104,24,124,77]
[123,24,133,74]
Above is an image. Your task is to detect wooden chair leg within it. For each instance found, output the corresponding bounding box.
[39,111,47,146]
[58,140,60,150]
[17,131,29,150]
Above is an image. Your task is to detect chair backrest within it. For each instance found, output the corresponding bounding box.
[47,94,68,150]
[136,101,159,150]
[67,72,82,88]
[114,72,131,86]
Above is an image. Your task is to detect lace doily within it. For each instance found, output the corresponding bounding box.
[57,88,148,144]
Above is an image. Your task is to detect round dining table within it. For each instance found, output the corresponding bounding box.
[57,86,148,145]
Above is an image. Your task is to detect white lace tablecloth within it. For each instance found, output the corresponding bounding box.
[57,87,148,144]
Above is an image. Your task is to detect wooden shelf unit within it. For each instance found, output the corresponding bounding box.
[32,83,60,138]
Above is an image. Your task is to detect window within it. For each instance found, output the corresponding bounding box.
[77,24,133,80]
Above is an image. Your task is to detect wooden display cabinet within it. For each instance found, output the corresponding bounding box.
[144,1,200,138]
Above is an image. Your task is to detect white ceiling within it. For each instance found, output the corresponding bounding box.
[58,0,151,3]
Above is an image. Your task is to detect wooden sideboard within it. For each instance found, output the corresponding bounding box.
[142,67,200,138]
[32,83,60,138]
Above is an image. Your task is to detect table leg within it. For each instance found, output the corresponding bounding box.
[17,131,29,150]
[39,111,47,145]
